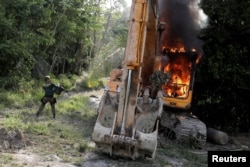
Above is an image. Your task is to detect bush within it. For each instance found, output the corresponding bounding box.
[58,74,78,90]
[0,74,80,109]
[84,78,104,90]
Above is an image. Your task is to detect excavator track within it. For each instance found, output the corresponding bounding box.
[160,110,207,148]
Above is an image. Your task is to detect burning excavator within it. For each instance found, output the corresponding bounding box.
[92,0,206,159]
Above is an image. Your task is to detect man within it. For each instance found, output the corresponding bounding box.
[36,75,63,119]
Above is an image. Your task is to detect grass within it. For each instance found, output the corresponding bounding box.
[0,154,13,166]
[0,93,209,166]
[0,93,209,167]
[57,95,91,114]
[0,73,104,110]
[0,91,97,166]
[0,75,210,166]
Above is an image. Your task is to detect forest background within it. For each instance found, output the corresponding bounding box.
[0,0,249,133]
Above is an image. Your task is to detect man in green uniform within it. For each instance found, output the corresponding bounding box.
[36,75,63,119]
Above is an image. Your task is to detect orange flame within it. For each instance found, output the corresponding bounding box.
[159,44,201,98]
[162,54,191,98]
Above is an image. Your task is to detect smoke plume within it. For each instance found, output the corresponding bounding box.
[159,0,207,53]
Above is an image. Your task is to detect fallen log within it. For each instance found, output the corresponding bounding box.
[207,128,228,145]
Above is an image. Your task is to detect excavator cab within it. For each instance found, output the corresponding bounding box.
[161,50,199,109]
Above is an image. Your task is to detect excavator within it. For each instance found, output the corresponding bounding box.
[92,0,206,159]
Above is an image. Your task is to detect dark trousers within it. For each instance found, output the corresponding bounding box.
[36,97,56,118]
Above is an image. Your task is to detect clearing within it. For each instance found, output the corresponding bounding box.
[0,90,249,167]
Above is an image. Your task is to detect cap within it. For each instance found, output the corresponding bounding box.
[45,75,50,81]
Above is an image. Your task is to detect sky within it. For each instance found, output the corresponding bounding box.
[125,0,132,6]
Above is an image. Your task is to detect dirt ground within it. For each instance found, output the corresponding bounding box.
[1,133,249,167]
[0,90,250,167]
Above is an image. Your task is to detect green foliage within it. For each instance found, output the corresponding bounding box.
[54,74,78,90]
[78,142,88,153]
[0,75,77,109]
[0,87,97,164]
[0,154,13,165]
[3,116,27,130]
[57,95,88,114]
[88,2,128,79]
[0,0,114,89]
[193,0,250,132]
[84,77,105,90]
[0,92,26,109]
[0,0,128,91]
[26,122,50,135]
[199,0,250,86]
[0,0,48,87]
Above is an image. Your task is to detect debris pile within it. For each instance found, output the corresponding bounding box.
[0,127,28,152]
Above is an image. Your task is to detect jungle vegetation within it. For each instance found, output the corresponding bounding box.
[0,0,249,133]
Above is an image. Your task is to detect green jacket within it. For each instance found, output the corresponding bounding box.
[43,83,58,97]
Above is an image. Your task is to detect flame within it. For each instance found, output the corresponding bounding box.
[161,47,194,98]
[167,47,185,52]
[158,44,201,98]
[196,53,202,64]
[162,40,185,53]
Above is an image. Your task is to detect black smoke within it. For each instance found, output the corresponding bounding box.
[159,0,206,53]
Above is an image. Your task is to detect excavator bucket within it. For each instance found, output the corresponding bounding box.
[92,84,163,159]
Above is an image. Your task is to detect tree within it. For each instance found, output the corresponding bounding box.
[0,0,129,90]
[0,0,52,89]
[0,0,106,89]
[33,0,105,76]
[193,0,250,132]
[89,0,129,78]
